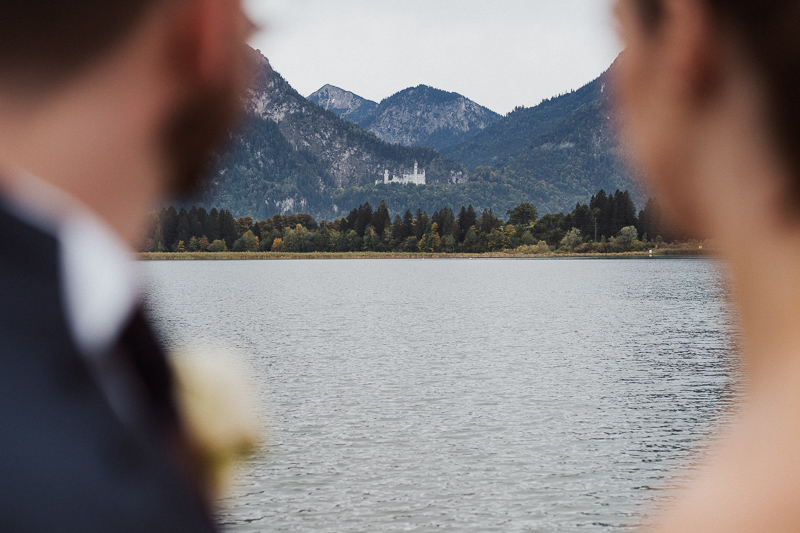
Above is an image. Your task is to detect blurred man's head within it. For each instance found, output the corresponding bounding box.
[0,0,162,89]
[0,0,253,207]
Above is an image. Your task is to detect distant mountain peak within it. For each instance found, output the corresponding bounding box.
[310,82,501,152]
[307,85,378,127]
[366,86,501,151]
[386,84,462,102]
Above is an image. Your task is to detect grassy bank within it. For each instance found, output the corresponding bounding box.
[139,246,712,261]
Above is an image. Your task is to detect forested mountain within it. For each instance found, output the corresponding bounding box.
[307,84,378,126]
[310,84,500,151]
[440,64,642,210]
[441,78,604,169]
[193,50,467,219]
[191,49,639,219]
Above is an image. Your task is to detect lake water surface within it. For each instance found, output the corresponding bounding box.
[142,258,740,532]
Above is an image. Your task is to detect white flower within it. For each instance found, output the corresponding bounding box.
[170,345,263,498]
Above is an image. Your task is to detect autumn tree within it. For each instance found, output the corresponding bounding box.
[233,230,259,252]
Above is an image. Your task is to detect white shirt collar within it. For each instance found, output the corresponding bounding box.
[2,171,140,358]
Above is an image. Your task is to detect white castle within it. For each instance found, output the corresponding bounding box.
[376,161,426,186]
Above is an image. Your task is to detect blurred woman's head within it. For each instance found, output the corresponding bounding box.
[614,0,800,237]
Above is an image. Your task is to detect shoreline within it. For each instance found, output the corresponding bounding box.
[138,248,712,261]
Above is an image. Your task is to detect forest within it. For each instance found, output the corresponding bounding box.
[145,189,680,255]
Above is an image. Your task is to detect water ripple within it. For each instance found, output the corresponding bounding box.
[142,258,741,532]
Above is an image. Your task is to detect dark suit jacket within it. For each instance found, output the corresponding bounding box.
[0,203,217,532]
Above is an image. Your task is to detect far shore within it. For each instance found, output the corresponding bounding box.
[138,248,712,261]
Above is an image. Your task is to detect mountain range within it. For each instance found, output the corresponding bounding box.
[195,50,466,219]
[192,49,639,220]
[309,84,501,151]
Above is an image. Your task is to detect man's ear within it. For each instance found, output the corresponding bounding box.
[661,0,723,102]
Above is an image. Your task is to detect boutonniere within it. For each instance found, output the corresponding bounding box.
[170,345,263,499]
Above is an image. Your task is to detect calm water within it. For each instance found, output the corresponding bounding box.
[142,258,740,532]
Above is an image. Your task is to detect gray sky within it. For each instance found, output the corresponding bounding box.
[244,0,622,115]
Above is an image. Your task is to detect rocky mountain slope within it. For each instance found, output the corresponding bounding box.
[365,85,500,151]
[309,84,501,151]
[194,50,467,219]
[307,84,378,126]
[193,50,638,219]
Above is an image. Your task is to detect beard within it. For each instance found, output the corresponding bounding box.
[161,76,245,198]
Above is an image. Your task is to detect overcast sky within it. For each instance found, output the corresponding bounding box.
[243,0,622,115]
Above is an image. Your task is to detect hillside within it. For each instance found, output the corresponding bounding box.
[192,50,639,219]
[307,84,378,126]
[309,84,500,152]
[363,85,500,151]
[193,50,467,219]
[488,92,635,210]
[441,64,642,210]
[441,76,606,169]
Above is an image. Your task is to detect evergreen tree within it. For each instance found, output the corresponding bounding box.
[195,207,208,235]
[177,209,191,245]
[432,207,456,237]
[566,203,594,240]
[161,206,179,250]
[619,190,638,229]
[402,209,414,240]
[391,215,405,244]
[457,205,477,242]
[219,209,239,248]
[372,200,391,236]
[354,202,373,237]
[591,189,613,238]
[187,207,203,240]
[414,209,430,240]
[639,198,670,242]
[477,209,501,234]
[205,208,220,242]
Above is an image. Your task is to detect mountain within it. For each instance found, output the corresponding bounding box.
[309,84,501,152]
[362,86,501,151]
[442,77,608,170]
[440,65,642,211]
[194,49,639,219]
[193,50,467,219]
[307,84,378,126]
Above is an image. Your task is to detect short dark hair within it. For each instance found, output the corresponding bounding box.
[0,0,162,86]
[636,0,800,186]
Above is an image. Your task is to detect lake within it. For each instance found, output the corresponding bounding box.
[142,258,740,532]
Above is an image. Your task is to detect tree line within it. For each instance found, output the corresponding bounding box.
[144,189,678,254]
